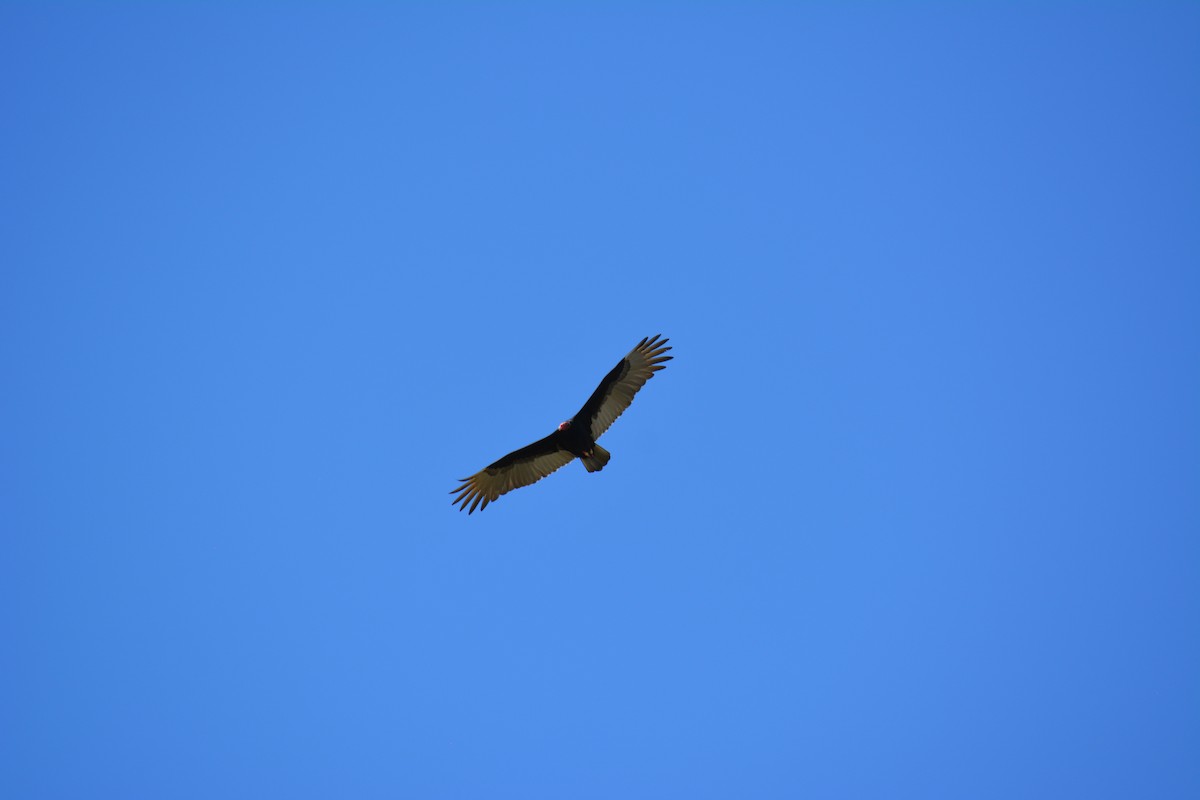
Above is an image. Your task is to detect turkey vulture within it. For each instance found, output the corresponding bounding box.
[451,334,672,513]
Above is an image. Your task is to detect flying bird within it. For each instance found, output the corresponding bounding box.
[451,334,673,513]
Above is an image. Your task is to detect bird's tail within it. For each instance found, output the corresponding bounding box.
[581,444,611,473]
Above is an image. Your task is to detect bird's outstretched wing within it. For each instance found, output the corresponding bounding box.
[450,433,576,514]
[575,334,672,440]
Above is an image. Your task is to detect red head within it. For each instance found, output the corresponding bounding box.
[558,420,571,432]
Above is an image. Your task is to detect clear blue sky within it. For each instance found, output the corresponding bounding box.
[2,4,1197,798]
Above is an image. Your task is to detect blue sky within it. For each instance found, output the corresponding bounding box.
[2,4,1197,798]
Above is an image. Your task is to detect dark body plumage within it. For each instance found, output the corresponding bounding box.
[451,335,672,513]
